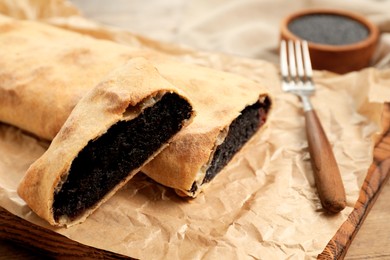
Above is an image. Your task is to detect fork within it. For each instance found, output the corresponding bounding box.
[280,40,346,213]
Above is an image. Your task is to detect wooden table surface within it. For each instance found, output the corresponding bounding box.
[1,1,390,259]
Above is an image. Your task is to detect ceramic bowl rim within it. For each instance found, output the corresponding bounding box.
[280,8,379,53]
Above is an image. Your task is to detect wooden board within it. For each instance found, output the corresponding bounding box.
[0,207,129,259]
[1,104,390,259]
[319,103,390,259]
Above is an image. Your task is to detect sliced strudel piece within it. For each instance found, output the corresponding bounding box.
[18,58,194,226]
[142,60,271,197]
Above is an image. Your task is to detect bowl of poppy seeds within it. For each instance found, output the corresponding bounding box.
[280,9,379,74]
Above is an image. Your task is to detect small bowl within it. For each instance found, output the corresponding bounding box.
[280,9,379,74]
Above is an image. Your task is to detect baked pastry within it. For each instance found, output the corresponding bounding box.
[17,58,194,226]
[141,60,271,197]
[0,15,271,201]
[0,14,151,140]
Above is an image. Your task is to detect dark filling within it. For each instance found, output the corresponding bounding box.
[53,93,192,221]
[288,14,369,45]
[188,97,271,194]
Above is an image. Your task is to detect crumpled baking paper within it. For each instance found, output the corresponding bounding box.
[0,0,389,259]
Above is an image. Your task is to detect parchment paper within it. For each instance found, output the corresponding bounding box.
[0,0,390,259]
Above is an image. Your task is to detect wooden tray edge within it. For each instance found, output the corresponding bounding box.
[0,207,131,259]
[319,103,390,259]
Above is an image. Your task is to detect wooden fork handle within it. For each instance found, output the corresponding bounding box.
[305,109,346,213]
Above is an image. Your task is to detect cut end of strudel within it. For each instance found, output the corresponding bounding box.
[142,61,272,198]
[185,95,271,197]
[17,58,194,226]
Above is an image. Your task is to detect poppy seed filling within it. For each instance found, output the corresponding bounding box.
[189,97,271,194]
[53,93,192,221]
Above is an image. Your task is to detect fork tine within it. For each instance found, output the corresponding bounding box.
[280,40,289,79]
[287,40,297,79]
[294,41,304,80]
[302,41,313,80]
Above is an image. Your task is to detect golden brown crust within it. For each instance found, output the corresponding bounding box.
[0,14,155,140]
[17,58,193,226]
